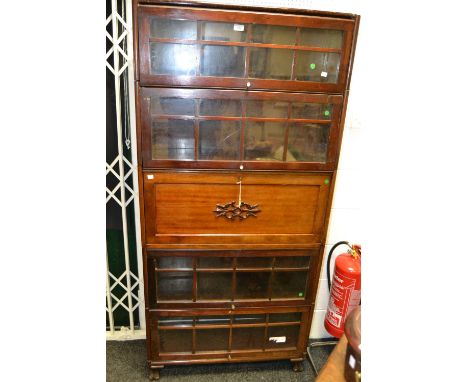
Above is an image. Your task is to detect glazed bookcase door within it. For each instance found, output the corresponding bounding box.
[138,6,354,92]
[140,88,343,170]
[149,307,311,362]
[146,249,321,309]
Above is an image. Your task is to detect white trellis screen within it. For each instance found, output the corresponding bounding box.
[106,0,145,340]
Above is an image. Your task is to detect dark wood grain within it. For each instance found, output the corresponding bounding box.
[132,0,360,373]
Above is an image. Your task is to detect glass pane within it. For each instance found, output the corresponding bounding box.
[244,122,286,161]
[246,100,288,118]
[236,272,270,299]
[151,97,195,116]
[287,123,330,162]
[151,119,195,160]
[291,103,333,120]
[157,272,193,301]
[201,21,247,42]
[150,18,197,40]
[271,271,308,299]
[156,257,192,269]
[159,329,193,353]
[266,325,300,349]
[159,317,193,327]
[198,120,241,160]
[295,51,341,83]
[300,28,343,49]
[236,257,272,269]
[232,327,265,350]
[201,45,245,77]
[269,312,302,323]
[199,99,242,117]
[150,43,197,76]
[233,314,266,324]
[196,316,231,325]
[198,257,233,269]
[251,25,296,45]
[249,48,293,80]
[196,328,229,351]
[274,257,310,268]
[197,272,232,300]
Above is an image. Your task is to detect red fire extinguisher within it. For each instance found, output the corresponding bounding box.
[324,241,361,338]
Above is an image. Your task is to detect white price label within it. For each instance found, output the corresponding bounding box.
[147,174,154,180]
[269,336,286,343]
[321,71,328,78]
[233,24,245,31]
[348,354,356,369]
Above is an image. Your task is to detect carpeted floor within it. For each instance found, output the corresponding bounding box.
[106,340,334,382]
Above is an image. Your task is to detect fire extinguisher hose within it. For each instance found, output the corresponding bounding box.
[326,241,351,291]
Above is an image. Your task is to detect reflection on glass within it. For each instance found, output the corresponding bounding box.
[150,43,197,76]
[151,119,195,160]
[151,97,195,116]
[295,51,340,83]
[196,316,231,325]
[198,257,233,269]
[249,48,293,80]
[201,45,245,77]
[300,28,343,49]
[271,271,308,299]
[196,328,229,351]
[269,312,302,323]
[233,314,266,324]
[198,120,241,160]
[274,256,310,268]
[159,329,193,352]
[158,317,193,327]
[246,100,288,118]
[236,257,272,268]
[266,325,299,349]
[197,272,232,300]
[287,123,330,162]
[199,99,242,117]
[157,272,193,301]
[201,21,247,42]
[236,272,269,299]
[251,25,296,45]
[232,327,265,350]
[156,257,192,269]
[244,122,286,161]
[291,103,333,120]
[150,18,197,40]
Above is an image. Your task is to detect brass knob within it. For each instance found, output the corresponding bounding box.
[239,164,244,170]
[231,304,235,309]
[246,81,251,88]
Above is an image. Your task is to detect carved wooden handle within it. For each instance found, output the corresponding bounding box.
[214,201,260,220]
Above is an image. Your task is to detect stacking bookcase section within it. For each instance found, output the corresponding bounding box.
[138,5,355,93]
[140,88,344,171]
[143,171,331,247]
[148,307,311,365]
[146,249,321,309]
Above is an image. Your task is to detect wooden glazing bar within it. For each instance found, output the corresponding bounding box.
[232,257,237,301]
[150,115,333,124]
[147,38,343,53]
[194,99,200,160]
[282,101,292,161]
[290,27,300,80]
[192,257,197,302]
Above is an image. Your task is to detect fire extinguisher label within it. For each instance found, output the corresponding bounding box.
[326,269,361,330]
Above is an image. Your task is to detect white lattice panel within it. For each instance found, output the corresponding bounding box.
[106,0,145,340]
